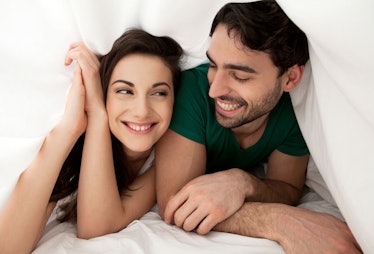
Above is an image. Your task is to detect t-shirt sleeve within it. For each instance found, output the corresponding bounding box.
[272,93,310,157]
[277,122,309,156]
[169,65,209,145]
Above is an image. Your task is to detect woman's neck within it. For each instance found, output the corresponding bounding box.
[124,148,152,175]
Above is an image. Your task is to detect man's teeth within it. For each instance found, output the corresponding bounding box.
[217,100,241,111]
[128,123,152,131]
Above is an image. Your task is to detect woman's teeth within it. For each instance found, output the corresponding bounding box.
[128,123,152,132]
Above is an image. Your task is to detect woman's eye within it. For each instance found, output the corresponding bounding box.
[152,91,168,97]
[116,89,133,95]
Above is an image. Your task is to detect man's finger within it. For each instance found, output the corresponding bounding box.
[164,192,188,224]
[173,200,197,228]
[196,213,217,235]
[182,206,209,232]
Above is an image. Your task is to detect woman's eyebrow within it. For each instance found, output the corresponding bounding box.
[153,82,171,89]
[111,79,134,87]
[112,80,171,89]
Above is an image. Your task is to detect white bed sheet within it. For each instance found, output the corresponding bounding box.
[34,210,284,254]
[1,0,373,253]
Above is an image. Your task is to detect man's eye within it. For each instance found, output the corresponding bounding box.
[209,63,217,69]
[233,74,250,83]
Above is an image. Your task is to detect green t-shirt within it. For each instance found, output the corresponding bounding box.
[169,64,309,174]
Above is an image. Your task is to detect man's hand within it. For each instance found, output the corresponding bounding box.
[277,207,362,254]
[164,168,248,234]
[214,202,362,254]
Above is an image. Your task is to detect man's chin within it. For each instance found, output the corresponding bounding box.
[215,113,240,129]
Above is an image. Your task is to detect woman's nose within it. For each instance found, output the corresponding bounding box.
[132,96,150,118]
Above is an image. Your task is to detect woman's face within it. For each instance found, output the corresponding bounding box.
[106,53,174,157]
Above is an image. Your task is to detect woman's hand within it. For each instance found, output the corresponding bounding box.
[60,64,87,138]
[65,42,105,117]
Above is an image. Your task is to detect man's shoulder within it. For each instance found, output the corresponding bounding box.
[194,63,209,72]
[273,93,294,115]
[182,63,209,79]
[179,63,210,93]
[268,92,299,131]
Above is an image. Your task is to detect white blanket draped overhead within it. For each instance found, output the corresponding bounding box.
[0,0,373,253]
[278,1,374,251]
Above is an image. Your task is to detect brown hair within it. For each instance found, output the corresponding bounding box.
[50,29,183,222]
[210,0,309,75]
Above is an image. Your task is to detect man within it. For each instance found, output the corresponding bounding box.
[156,1,361,253]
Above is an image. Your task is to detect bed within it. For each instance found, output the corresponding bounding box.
[0,0,373,253]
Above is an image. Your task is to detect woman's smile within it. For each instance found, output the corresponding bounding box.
[122,121,158,134]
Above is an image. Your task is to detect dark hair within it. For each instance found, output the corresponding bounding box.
[210,0,309,75]
[50,29,183,222]
[100,28,183,98]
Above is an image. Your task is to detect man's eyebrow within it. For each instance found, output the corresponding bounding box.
[224,64,257,74]
[206,51,257,74]
[206,52,215,64]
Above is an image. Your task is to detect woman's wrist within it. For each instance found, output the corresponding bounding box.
[86,108,108,124]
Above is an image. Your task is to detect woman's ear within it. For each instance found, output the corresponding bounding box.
[283,65,305,92]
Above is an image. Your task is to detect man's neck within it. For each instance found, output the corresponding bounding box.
[231,114,269,149]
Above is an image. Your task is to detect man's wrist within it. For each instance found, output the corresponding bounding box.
[214,201,290,242]
[229,168,256,200]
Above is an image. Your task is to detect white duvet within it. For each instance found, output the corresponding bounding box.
[35,209,284,254]
[0,0,373,253]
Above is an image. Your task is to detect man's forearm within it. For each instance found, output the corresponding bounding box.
[239,169,302,205]
[213,202,361,254]
[213,202,278,240]
[251,178,302,205]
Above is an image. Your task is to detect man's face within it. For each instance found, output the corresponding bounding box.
[207,24,287,129]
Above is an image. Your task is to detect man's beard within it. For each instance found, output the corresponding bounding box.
[215,79,283,129]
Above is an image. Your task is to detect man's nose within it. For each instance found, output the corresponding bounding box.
[208,70,230,98]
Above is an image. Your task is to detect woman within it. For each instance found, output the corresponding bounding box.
[0,29,183,253]
[61,28,183,239]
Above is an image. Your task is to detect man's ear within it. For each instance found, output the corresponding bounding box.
[283,65,304,92]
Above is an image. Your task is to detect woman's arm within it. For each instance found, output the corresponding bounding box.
[66,43,156,239]
[79,158,156,239]
[76,108,123,239]
[77,107,156,238]
[0,65,86,254]
[77,111,156,238]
